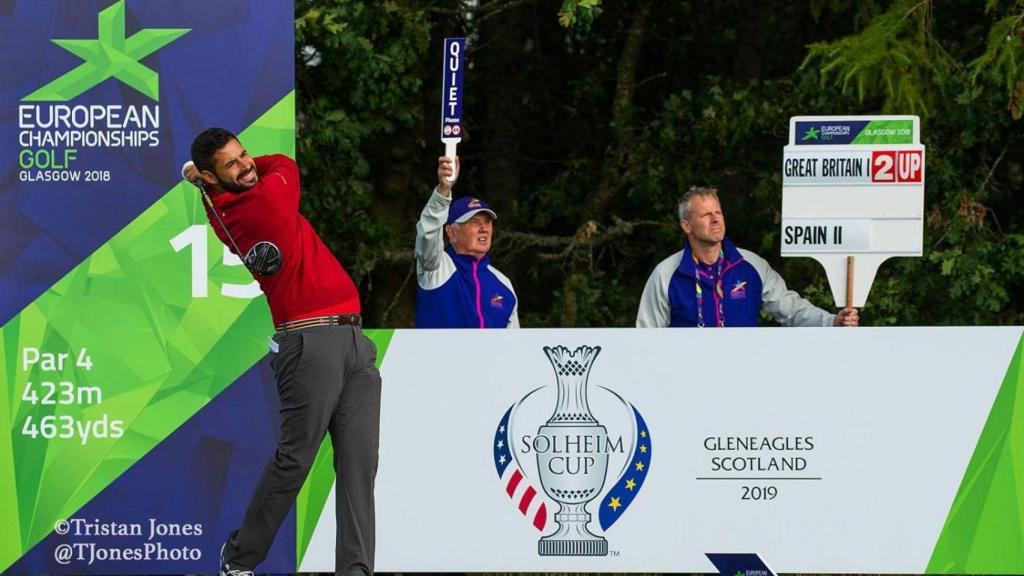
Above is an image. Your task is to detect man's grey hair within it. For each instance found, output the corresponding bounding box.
[677,186,719,220]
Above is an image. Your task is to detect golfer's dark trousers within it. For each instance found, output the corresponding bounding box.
[224,324,382,575]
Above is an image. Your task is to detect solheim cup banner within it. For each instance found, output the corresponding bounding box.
[0,1,296,573]
[354,328,1022,574]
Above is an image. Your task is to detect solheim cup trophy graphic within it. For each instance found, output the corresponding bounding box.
[536,345,609,556]
[492,344,651,556]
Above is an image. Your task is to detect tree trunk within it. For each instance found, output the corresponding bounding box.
[578,0,651,224]
[561,0,650,327]
[479,0,526,216]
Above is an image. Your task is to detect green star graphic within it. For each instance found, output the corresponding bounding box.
[801,126,820,141]
[24,0,189,101]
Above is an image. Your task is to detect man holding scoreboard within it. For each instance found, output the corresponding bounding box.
[637,186,859,328]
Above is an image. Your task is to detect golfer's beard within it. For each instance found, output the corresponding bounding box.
[217,170,255,193]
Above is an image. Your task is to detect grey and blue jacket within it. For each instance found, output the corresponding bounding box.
[636,238,834,328]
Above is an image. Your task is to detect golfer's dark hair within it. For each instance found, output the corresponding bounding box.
[191,127,238,173]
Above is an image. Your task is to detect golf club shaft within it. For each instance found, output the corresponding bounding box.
[196,183,250,272]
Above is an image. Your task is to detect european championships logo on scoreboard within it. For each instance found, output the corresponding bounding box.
[492,345,651,556]
[17,0,189,183]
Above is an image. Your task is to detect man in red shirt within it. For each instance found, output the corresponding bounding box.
[184,128,380,576]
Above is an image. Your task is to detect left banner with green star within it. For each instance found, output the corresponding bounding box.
[23,0,189,102]
[0,91,294,574]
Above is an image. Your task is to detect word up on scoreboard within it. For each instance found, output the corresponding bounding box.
[781,116,925,306]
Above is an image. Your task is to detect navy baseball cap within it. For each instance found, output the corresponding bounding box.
[446,196,497,225]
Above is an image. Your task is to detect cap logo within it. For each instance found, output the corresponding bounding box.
[468,198,482,208]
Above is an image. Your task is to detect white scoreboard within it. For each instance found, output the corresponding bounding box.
[781,116,925,307]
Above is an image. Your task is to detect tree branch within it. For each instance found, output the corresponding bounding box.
[425,0,537,20]
[496,218,665,261]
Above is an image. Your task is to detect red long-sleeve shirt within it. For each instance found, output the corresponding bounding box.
[203,154,360,325]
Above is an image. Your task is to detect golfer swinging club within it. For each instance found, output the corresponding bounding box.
[183,127,381,576]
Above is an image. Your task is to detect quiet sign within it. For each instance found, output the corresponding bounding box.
[440,37,465,141]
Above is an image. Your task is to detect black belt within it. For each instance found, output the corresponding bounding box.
[275,314,361,333]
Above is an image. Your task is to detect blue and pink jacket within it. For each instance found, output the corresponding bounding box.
[415,191,519,328]
[636,237,834,328]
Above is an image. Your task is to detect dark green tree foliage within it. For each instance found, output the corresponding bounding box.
[295,0,1024,328]
[295,1,431,325]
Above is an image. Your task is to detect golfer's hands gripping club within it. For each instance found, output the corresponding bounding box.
[181,161,202,188]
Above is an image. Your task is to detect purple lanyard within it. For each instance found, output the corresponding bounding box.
[694,252,725,328]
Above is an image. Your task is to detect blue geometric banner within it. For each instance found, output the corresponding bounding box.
[1,2,295,573]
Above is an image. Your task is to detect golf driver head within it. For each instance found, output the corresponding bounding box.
[244,241,283,276]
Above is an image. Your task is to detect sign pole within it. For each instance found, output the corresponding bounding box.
[846,255,855,309]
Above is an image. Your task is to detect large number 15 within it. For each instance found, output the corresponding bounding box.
[170,225,261,299]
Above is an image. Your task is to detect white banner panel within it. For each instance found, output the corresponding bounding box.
[298,327,1022,574]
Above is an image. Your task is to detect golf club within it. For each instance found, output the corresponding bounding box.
[182,161,282,276]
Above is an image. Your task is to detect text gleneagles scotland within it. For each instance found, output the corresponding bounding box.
[704,435,814,472]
